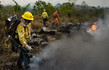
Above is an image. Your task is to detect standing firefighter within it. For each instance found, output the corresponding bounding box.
[53,10,60,26]
[16,11,33,69]
[41,9,48,26]
[5,11,44,69]
[5,11,34,69]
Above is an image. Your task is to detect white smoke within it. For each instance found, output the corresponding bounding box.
[30,13,109,70]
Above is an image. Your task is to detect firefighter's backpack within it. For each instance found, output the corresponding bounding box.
[5,15,21,37]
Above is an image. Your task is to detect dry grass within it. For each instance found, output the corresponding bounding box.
[32,20,43,31]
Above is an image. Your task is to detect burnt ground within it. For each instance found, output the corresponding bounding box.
[0,23,93,70]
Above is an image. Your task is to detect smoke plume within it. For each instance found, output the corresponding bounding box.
[30,13,109,70]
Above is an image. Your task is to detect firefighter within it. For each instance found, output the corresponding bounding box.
[41,9,48,26]
[15,11,33,69]
[53,10,60,26]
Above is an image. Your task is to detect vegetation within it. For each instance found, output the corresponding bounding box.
[0,1,104,43]
[0,1,105,70]
[0,0,104,40]
[0,1,104,22]
[0,0,104,50]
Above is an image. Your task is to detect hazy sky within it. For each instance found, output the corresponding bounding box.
[0,0,108,7]
[76,0,107,7]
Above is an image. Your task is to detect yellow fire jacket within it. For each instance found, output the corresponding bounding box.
[41,11,48,18]
[15,22,31,47]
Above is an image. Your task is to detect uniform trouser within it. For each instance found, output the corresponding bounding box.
[43,18,48,25]
[53,18,59,28]
[11,39,30,68]
[17,50,30,68]
[54,18,59,25]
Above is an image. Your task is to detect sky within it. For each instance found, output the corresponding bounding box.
[75,0,108,7]
[0,0,109,7]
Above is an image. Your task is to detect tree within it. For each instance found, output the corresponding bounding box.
[12,0,21,12]
[35,1,47,14]
[59,2,73,17]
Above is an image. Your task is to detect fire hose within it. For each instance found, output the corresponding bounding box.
[8,35,44,65]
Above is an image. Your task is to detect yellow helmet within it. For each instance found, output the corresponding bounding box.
[22,11,34,20]
[43,9,46,12]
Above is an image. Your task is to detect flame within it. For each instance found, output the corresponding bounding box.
[88,22,97,32]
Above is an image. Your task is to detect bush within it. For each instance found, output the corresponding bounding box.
[0,1,104,23]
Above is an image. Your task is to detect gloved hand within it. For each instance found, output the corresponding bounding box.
[25,45,32,51]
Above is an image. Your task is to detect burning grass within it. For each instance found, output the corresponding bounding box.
[88,22,97,32]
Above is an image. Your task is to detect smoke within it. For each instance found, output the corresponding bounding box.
[30,13,109,70]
